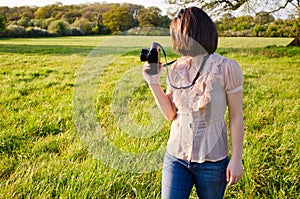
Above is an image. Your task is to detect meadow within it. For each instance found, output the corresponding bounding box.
[0,36,299,198]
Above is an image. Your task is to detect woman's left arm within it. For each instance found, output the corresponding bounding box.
[226,90,244,187]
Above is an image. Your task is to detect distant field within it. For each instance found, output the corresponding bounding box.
[0,36,299,198]
[218,37,293,48]
[0,35,294,48]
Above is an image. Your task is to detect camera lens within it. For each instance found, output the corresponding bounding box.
[140,49,149,62]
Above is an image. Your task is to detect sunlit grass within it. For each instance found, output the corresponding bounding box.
[0,36,299,198]
[218,37,293,48]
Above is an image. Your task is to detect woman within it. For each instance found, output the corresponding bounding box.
[143,7,244,199]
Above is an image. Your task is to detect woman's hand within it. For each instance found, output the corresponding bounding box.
[226,158,243,187]
[142,63,163,85]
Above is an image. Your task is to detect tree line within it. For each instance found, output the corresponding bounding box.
[0,2,170,37]
[216,11,299,38]
[0,2,298,38]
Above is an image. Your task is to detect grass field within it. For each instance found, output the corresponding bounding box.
[0,36,299,198]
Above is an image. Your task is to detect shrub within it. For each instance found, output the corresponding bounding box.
[26,27,51,37]
[148,28,170,36]
[4,24,26,37]
[72,18,94,35]
[266,24,280,37]
[92,24,110,35]
[8,21,18,26]
[45,18,56,29]
[30,19,47,29]
[70,27,85,36]
[48,20,71,36]
[0,15,6,34]
[253,25,266,37]
[126,27,170,36]
[17,17,30,27]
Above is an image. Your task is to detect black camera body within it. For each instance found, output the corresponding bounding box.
[140,42,160,75]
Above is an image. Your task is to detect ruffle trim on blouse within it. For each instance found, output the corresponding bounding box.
[171,54,227,112]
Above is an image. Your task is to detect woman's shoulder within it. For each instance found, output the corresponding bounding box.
[208,53,241,72]
[207,53,229,64]
[172,56,191,69]
[170,53,239,72]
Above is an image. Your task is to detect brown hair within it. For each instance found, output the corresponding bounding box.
[170,7,218,56]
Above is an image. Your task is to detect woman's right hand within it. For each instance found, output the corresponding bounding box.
[142,63,163,85]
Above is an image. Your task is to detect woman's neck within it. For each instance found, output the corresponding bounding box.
[190,53,208,70]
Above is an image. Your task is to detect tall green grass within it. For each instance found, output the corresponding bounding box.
[0,36,299,198]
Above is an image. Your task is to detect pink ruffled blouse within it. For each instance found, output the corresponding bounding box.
[166,53,244,163]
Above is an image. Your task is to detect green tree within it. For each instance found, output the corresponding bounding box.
[255,11,275,25]
[0,7,10,21]
[82,3,121,27]
[34,6,52,19]
[72,18,94,34]
[137,7,164,27]
[122,3,145,26]
[266,24,280,37]
[17,17,30,27]
[102,5,134,34]
[45,18,56,29]
[6,7,20,21]
[30,18,47,29]
[0,15,6,33]
[63,10,81,23]
[161,15,172,28]
[48,20,71,36]
[18,6,36,20]
[218,13,235,31]
[253,24,266,36]
[232,15,254,31]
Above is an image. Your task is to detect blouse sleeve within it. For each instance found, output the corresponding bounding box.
[223,59,244,95]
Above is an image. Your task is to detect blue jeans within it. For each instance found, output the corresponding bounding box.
[162,152,229,199]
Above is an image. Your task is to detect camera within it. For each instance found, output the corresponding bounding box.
[140,42,160,75]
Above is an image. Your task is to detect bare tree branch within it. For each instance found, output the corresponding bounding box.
[290,1,300,11]
[167,0,299,13]
[267,0,292,14]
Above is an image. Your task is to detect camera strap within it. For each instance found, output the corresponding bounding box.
[157,42,210,90]
[166,54,210,90]
[163,59,177,67]
[190,54,210,87]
